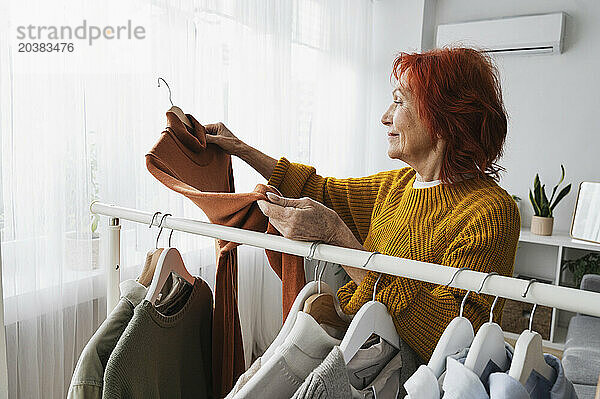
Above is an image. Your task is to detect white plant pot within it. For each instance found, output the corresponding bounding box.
[531,216,554,236]
[64,231,100,271]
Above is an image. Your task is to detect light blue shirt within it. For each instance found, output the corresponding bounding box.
[442,347,577,399]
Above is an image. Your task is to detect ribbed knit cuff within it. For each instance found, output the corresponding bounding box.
[266,157,318,199]
[267,157,291,189]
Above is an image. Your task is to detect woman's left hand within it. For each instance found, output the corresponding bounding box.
[257,192,346,244]
[258,190,369,284]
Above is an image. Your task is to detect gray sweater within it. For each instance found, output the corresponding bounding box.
[102,277,213,399]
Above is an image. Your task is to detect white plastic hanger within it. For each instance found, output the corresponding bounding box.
[145,214,194,304]
[509,279,556,385]
[339,251,400,364]
[464,272,510,377]
[427,267,474,377]
[158,78,193,130]
[262,241,333,362]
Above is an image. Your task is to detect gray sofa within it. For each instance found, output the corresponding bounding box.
[562,274,600,399]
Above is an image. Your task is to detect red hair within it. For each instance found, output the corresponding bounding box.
[391,47,507,183]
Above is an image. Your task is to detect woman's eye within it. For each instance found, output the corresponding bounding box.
[393,100,402,105]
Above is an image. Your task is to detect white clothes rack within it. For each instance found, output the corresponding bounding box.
[90,201,600,318]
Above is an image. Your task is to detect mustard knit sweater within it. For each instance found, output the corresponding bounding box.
[267,157,520,361]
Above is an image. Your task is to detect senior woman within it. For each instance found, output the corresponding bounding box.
[205,47,520,363]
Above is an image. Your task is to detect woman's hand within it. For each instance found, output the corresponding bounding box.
[203,122,278,180]
[204,122,243,155]
[257,193,344,243]
[257,191,369,284]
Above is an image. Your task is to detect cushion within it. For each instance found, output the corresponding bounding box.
[562,347,600,385]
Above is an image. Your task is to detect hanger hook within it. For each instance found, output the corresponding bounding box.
[476,272,498,294]
[362,251,381,268]
[373,273,384,301]
[168,228,174,247]
[156,213,172,249]
[306,240,322,261]
[149,211,162,228]
[317,261,329,294]
[489,296,500,323]
[529,303,538,332]
[476,272,499,323]
[445,267,469,287]
[157,77,174,107]
[522,278,537,298]
[313,259,321,282]
[460,290,471,318]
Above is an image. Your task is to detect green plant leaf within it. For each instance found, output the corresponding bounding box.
[550,183,572,211]
[540,185,550,216]
[529,189,541,216]
[549,165,566,205]
[541,184,549,206]
[534,178,545,215]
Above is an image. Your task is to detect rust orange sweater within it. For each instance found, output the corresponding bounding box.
[267,157,520,361]
[146,114,305,397]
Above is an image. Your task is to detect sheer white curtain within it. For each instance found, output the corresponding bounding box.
[0,0,373,397]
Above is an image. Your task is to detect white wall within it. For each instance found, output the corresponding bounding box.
[370,0,600,233]
[436,0,600,232]
[365,0,430,175]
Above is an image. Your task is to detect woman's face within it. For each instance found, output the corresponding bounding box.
[381,77,436,163]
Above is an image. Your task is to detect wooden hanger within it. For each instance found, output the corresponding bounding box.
[464,273,510,377]
[427,267,474,377]
[138,248,164,287]
[145,214,194,304]
[339,253,400,364]
[509,300,556,384]
[263,242,337,361]
[262,280,333,361]
[158,78,192,130]
[137,212,165,287]
[303,260,351,330]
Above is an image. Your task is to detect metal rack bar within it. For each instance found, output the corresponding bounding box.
[90,201,600,317]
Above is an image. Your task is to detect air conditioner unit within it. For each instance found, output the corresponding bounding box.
[436,12,566,55]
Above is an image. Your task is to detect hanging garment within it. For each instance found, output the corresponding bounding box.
[404,347,472,399]
[291,342,404,399]
[102,277,213,399]
[146,112,306,396]
[441,344,512,398]
[232,312,340,398]
[488,354,577,399]
[67,280,147,399]
[441,344,576,399]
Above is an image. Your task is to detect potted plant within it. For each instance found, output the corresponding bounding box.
[529,165,571,236]
[562,252,600,288]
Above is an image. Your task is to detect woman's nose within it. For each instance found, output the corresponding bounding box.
[381,104,394,126]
